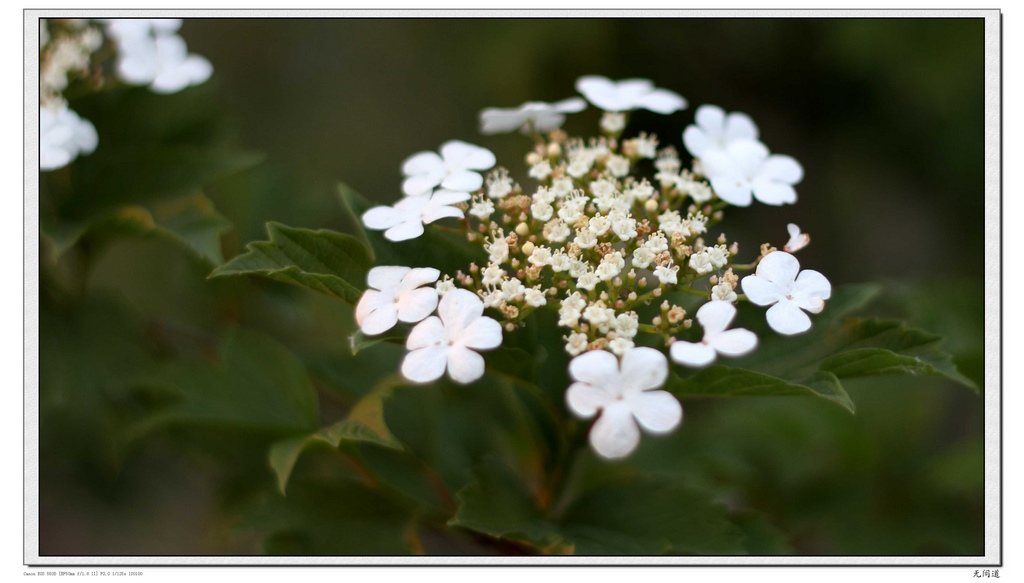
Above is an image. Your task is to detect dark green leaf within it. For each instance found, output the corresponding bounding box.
[269,382,402,494]
[450,457,746,555]
[666,367,855,414]
[130,329,319,436]
[210,222,372,304]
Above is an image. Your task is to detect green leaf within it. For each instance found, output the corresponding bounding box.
[130,329,319,436]
[450,457,746,555]
[728,509,793,555]
[348,330,404,356]
[666,367,856,414]
[210,222,372,304]
[42,192,232,264]
[269,382,402,494]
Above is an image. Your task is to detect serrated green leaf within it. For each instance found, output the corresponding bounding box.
[666,367,855,414]
[130,329,319,436]
[450,457,746,555]
[269,382,402,495]
[210,222,372,304]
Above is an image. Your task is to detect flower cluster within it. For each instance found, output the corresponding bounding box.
[356,75,831,459]
[39,18,213,171]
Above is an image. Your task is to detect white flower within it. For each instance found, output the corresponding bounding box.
[644,232,669,253]
[654,264,679,285]
[480,288,503,308]
[551,177,575,198]
[576,271,600,292]
[600,112,627,133]
[565,332,589,356]
[531,200,554,222]
[708,244,730,269]
[783,223,810,253]
[610,214,637,241]
[559,292,587,327]
[631,246,655,269]
[479,97,586,134]
[574,228,598,250]
[401,140,496,197]
[362,190,470,242]
[588,215,611,236]
[486,229,509,264]
[435,276,455,296]
[501,278,525,301]
[711,282,737,303]
[402,289,502,384]
[596,252,624,281]
[614,312,639,338]
[529,160,553,181]
[468,196,495,220]
[543,219,571,243]
[658,210,684,237]
[116,33,212,94]
[355,266,440,335]
[689,251,714,275]
[608,337,635,356]
[682,104,759,160]
[549,251,572,272]
[624,179,655,202]
[701,140,803,207]
[566,155,593,178]
[486,169,514,199]
[524,288,547,308]
[741,251,831,335]
[565,347,682,459]
[528,246,553,267]
[670,301,757,367]
[605,155,630,177]
[481,263,506,286]
[40,104,97,171]
[575,75,687,114]
[102,18,182,41]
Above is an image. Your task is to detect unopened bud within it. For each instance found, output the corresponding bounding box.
[521,240,535,256]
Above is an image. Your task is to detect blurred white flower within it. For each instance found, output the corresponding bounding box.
[362,189,470,242]
[401,140,496,197]
[701,139,803,207]
[40,104,97,171]
[116,33,212,94]
[741,251,831,335]
[783,223,810,253]
[401,289,502,384]
[479,98,586,134]
[101,18,182,41]
[682,104,759,160]
[565,347,682,459]
[670,301,757,367]
[575,75,687,114]
[355,266,440,335]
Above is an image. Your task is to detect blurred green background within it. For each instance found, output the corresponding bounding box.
[38,17,987,556]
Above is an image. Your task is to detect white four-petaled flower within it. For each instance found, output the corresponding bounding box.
[682,104,759,160]
[116,33,213,94]
[401,140,496,197]
[362,189,471,241]
[40,104,98,171]
[783,223,810,253]
[741,251,831,335]
[401,289,503,385]
[479,98,587,135]
[355,266,440,335]
[700,139,803,207]
[565,347,682,459]
[670,301,757,367]
[575,75,687,114]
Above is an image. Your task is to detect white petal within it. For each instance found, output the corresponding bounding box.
[751,180,797,206]
[407,316,445,350]
[440,140,495,171]
[576,75,628,111]
[429,189,472,206]
[682,126,713,159]
[726,139,770,178]
[589,403,641,459]
[793,270,831,313]
[396,287,439,323]
[150,69,192,94]
[740,274,784,306]
[72,117,98,153]
[447,346,486,384]
[360,303,399,336]
[355,289,389,326]
[401,151,443,176]
[701,148,743,180]
[40,145,72,171]
[440,170,483,193]
[362,206,404,230]
[479,109,525,134]
[756,251,800,286]
[384,220,425,242]
[670,341,717,368]
[695,104,726,137]
[766,300,812,335]
[438,288,484,333]
[708,328,758,357]
[154,34,188,62]
[420,204,464,225]
[695,300,737,336]
[458,316,502,350]
[619,346,668,392]
[566,382,610,419]
[401,345,448,384]
[635,88,687,114]
[529,111,566,133]
[402,174,441,197]
[400,267,441,290]
[627,390,682,434]
[553,97,587,113]
[787,223,801,238]
[568,350,620,389]
[710,177,753,207]
[761,155,803,184]
[724,112,759,142]
[367,265,410,290]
